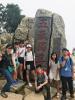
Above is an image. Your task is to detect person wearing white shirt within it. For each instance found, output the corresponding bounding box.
[25,44,35,87]
[18,41,26,80]
[49,52,60,98]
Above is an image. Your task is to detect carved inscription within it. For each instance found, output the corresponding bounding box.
[34,17,52,68]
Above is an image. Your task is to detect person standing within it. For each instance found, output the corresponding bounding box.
[49,52,60,98]
[18,41,26,80]
[25,44,35,87]
[59,48,74,100]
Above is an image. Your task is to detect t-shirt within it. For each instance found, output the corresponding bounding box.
[59,56,73,77]
[49,60,60,80]
[25,51,33,61]
[0,54,10,69]
[35,70,48,85]
[49,60,60,74]
[18,47,26,58]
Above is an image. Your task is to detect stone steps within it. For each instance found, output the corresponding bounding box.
[10,80,26,93]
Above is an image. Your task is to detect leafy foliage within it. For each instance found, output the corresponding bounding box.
[0,3,25,33]
[5,4,22,33]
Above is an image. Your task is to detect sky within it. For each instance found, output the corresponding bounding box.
[0,0,75,52]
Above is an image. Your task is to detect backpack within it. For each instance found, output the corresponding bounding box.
[61,56,72,66]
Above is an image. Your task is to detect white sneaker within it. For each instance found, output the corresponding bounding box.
[28,83,32,87]
[56,93,60,98]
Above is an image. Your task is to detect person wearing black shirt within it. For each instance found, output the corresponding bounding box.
[0,44,14,98]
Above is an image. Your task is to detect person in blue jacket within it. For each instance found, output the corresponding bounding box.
[59,48,74,100]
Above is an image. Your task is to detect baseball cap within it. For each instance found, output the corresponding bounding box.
[26,44,32,48]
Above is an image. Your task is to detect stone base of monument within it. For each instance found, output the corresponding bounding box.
[10,80,26,93]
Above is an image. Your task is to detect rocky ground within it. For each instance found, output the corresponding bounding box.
[0,80,75,100]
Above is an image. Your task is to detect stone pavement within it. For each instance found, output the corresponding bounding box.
[0,80,75,100]
[0,92,23,100]
[24,85,75,100]
[25,92,44,100]
[0,87,75,100]
[0,79,24,100]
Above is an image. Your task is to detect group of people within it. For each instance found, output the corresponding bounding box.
[0,40,35,98]
[49,49,74,100]
[0,40,75,100]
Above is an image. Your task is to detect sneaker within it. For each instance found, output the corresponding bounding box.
[12,80,18,85]
[56,93,60,98]
[1,91,8,98]
[28,83,32,87]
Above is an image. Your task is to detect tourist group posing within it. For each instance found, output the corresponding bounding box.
[0,41,74,100]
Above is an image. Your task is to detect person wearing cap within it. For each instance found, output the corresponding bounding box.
[59,48,74,100]
[25,44,35,87]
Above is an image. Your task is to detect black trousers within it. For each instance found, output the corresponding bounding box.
[35,83,51,100]
[43,84,51,100]
[60,76,74,96]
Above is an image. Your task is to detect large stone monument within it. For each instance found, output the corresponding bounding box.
[34,9,66,69]
[34,9,52,69]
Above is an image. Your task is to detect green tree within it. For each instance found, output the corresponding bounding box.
[5,4,22,33]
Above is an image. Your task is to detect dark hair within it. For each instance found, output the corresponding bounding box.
[19,40,24,44]
[62,48,69,52]
[36,64,42,69]
[14,42,19,45]
[6,44,12,49]
[51,52,58,64]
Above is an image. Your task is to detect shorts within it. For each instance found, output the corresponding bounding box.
[26,61,35,71]
[18,57,24,64]
[49,71,60,81]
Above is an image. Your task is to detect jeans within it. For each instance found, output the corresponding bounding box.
[0,68,13,92]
